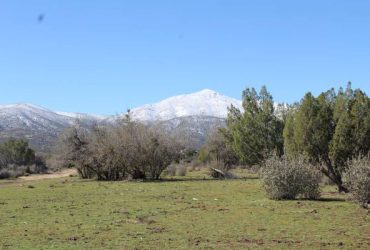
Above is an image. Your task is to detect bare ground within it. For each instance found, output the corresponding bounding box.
[0,168,77,187]
[18,168,77,181]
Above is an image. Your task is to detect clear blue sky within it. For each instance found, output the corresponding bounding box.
[1,0,369,114]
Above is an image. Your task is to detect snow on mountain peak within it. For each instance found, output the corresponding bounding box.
[56,111,107,121]
[130,89,242,121]
[0,103,50,112]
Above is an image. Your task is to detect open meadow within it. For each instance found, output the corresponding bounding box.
[0,169,369,249]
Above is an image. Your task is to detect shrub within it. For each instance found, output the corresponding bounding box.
[0,138,36,167]
[176,165,187,176]
[165,164,177,176]
[343,156,370,208]
[0,169,12,179]
[0,139,46,179]
[260,156,321,200]
[56,116,183,181]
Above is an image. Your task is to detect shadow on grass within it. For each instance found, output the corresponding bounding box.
[286,197,345,202]
[142,176,260,183]
[314,197,346,202]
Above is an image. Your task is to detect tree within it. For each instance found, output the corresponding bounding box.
[284,84,370,192]
[225,86,284,166]
[56,122,95,179]
[0,138,35,168]
[144,127,182,179]
[331,87,370,171]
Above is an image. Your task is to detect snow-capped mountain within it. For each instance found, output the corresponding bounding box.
[0,89,243,151]
[130,89,242,121]
[0,104,104,151]
[55,111,107,121]
[0,104,73,131]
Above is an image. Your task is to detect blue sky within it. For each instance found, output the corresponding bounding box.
[1,0,370,114]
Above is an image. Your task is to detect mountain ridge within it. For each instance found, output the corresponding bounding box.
[0,89,241,151]
[0,89,241,121]
[130,89,242,121]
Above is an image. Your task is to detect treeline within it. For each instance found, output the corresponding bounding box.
[199,83,370,206]
[0,139,47,179]
[198,86,285,170]
[57,114,183,181]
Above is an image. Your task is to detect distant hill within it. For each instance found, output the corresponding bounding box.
[0,89,242,152]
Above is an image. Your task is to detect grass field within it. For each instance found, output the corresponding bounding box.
[0,169,369,249]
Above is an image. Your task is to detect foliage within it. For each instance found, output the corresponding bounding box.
[57,123,95,179]
[197,147,211,164]
[0,138,35,167]
[224,86,284,166]
[283,83,370,192]
[57,115,182,180]
[198,129,238,171]
[0,169,14,179]
[260,156,321,200]
[343,156,370,208]
[0,138,45,178]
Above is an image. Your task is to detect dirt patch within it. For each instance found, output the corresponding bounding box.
[0,168,77,187]
[18,168,77,181]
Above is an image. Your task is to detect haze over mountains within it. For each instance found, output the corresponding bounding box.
[0,89,242,151]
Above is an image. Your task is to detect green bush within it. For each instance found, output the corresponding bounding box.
[343,156,370,208]
[260,156,321,200]
[0,139,46,179]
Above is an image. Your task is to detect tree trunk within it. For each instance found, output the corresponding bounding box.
[320,163,349,193]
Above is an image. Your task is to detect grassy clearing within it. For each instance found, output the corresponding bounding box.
[0,169,369,249]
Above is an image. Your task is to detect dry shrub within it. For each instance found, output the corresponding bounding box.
[164,164,177,176]
[0,169,12,179]
[0,165,35,179]
[260,156,321,200]
[188,166,194,172]
[56,118,183,181]
[176,165,187,176]
[343,156,370,208]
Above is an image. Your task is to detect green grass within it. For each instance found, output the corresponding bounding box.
[0,169,369,249]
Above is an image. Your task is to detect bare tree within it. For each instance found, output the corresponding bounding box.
[56,116,182,181]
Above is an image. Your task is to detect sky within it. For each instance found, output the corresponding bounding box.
[1,0,370,115]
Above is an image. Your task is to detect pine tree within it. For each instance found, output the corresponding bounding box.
[284,84,370,192]
[226,86,283,166]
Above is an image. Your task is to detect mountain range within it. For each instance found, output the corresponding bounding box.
[0,89,242,152]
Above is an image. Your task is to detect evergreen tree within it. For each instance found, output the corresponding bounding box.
[284,84,370,192]
[226,86,283,166]
[331,87,370,172]
[0,139,35,167]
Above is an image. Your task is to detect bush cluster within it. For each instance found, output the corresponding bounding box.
[0,139,46,179]
[58,116,183,181]
[260,156,321,200]
[343,156,370,208]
